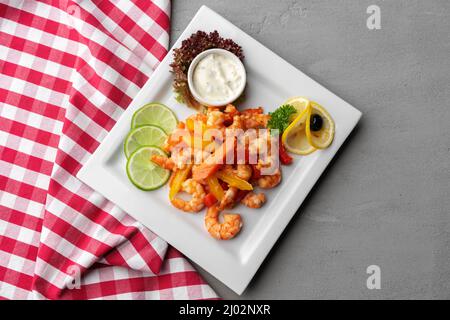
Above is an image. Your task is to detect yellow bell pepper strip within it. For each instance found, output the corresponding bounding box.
[183,118,211,149]
[186,117,207,133]
[186,118,195,132]
[206,175,224,201]
[215,171,253,191]
[169,164,193,200]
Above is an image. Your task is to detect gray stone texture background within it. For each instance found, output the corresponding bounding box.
[170,0,450,299]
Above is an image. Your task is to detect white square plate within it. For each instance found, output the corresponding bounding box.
[77,6,362,295]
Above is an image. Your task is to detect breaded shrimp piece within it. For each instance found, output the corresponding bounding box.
[241,192,266,208]
[205,205,242,240]
[171,179,206,212]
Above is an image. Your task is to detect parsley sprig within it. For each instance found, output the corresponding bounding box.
[268,104,297,134]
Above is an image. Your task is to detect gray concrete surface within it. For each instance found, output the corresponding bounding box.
[170,0,450,299]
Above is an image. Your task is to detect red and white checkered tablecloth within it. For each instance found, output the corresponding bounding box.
[0,0,218,300]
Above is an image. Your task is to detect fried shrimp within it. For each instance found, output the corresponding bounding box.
[241,113,270,129]
[171,179,206,212]
[151,155,175,171]
[228,115,243,129]
[241,192,266,208]
[258,169,282,189]
[158,103,291,240]
[219,186,238,210]
[206,110,225,127]
[205,205,242,240]
[236,164,252,181]
[222,164,252,181]
[224,104,239,115]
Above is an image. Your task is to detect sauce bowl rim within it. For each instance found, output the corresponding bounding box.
[187,48,246,107]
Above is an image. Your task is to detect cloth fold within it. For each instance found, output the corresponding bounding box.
[0,0,217,299]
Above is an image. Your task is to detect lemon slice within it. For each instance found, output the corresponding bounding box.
[283,96,311,121]
[305,102,335,149]
[282,104,316,155]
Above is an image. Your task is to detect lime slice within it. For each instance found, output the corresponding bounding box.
[131,103,178,134]
[124,125,167,158]
[126,146,170,191]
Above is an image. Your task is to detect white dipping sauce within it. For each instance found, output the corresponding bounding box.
[192,52,243,103]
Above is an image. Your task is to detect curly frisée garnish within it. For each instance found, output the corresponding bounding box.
[170,30,244,109]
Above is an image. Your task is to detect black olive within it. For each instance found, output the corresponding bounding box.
[310,114,323,131]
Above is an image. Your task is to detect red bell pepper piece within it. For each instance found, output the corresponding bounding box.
[220,181,229,190]
[204,193,218,207]
[235,190,250,203]
[279,140,293,165]
[251,164,261,179]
